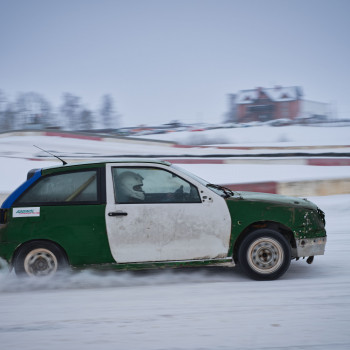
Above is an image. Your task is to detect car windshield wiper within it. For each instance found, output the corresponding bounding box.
[206,184,234,198]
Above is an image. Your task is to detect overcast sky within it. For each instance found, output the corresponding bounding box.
[0,0,349,126]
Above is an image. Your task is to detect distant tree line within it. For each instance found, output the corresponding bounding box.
[0,89,120,132]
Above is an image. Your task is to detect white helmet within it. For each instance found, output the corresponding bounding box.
[118,171,145,201]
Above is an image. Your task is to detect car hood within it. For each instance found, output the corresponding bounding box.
[226,191,318,210]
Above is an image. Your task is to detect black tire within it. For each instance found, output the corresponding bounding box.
[13,241,68,277]
[238,229,291,281]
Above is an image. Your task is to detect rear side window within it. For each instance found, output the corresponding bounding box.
[16,170,99,205]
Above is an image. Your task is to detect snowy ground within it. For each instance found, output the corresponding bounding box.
[137,125,350,147]
[0,128,349,349]
[0,194,349,350]
[1,127,350,194]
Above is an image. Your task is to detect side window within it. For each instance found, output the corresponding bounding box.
[112,167,201,204]
[16,170,98,205]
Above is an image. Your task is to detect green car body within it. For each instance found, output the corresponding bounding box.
[0,159,326,280]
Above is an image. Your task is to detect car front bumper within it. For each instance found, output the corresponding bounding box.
[293,237,327,258]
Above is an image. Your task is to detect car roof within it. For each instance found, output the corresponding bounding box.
[41,158,172,175]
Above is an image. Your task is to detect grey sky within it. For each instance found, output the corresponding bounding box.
[1,0,349,126]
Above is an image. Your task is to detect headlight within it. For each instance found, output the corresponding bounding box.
[317,208,326,227]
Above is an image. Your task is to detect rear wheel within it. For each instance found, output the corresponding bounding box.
[238,229,291,280]
[13,241,68,277]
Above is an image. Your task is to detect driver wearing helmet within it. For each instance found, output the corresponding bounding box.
[116,171,145,203]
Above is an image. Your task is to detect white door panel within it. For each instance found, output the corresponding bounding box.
[105,163,231,263]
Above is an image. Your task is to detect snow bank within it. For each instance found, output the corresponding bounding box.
[138,125,350,146]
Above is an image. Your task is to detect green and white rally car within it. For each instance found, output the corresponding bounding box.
[0,159,326,280]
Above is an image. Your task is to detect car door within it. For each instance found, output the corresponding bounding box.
[105,163,231,263]
[12,167,114,265]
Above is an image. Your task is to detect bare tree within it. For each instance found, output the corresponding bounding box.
[2,103,16,131]
[80,109,94,130]
[60,93,81,130]
[15,92,52,129]
[0,90,7,131]
[100,94,119,129]
[0,90,122,132]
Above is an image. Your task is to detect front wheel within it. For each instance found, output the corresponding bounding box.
[238,229,291,280]
[13,241,68,277]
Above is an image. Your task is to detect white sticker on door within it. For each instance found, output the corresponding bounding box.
[13,207,40,218]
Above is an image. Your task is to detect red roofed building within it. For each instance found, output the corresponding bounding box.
[226,86,331,123]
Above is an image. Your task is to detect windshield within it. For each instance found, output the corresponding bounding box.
[171,164,234,198]
[171,165,209,186]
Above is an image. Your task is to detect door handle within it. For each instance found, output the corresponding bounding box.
[108,211,128,217]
